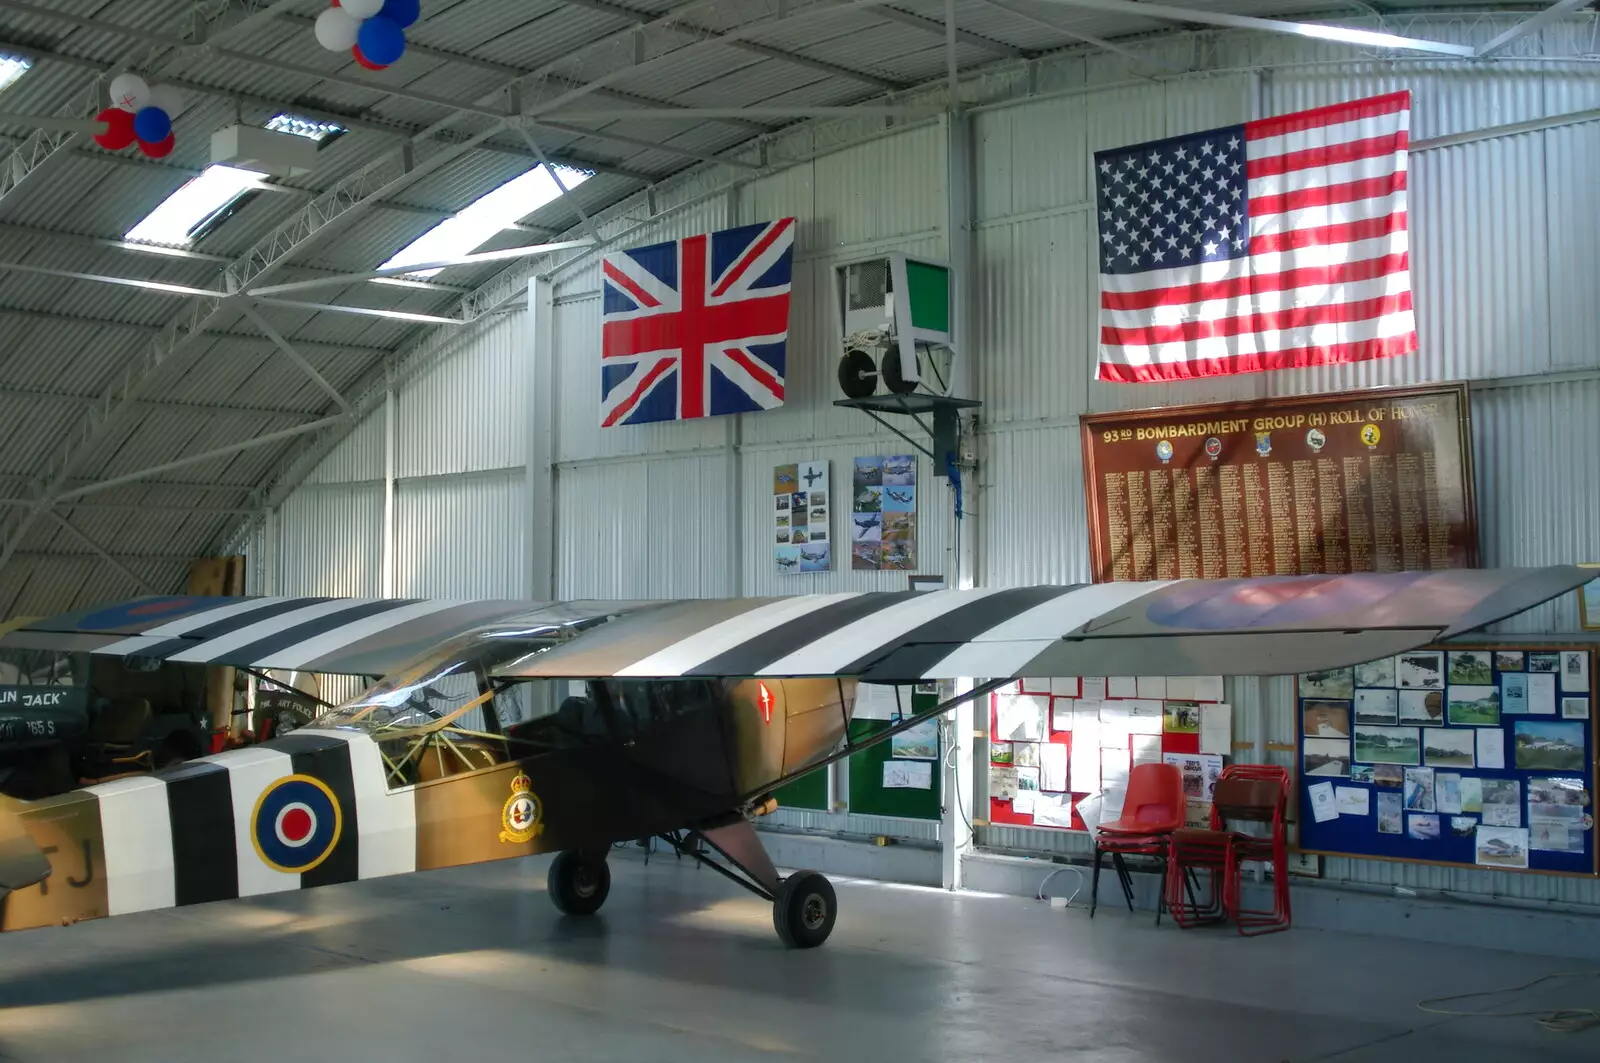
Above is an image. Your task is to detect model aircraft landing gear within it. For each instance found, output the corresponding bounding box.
[773,870,836,948]
[660,814,839,949]
[548,850,610,916]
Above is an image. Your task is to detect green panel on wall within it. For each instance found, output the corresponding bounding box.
[846,690,942,820]
[774,765,829,810]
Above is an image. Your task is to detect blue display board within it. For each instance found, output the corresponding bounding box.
[1298,644,1597,877]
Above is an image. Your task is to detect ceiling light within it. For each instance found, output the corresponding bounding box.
[124,164,268,247]
[0,55,30,95]
[266,113,346,143]
[376,165,591,279]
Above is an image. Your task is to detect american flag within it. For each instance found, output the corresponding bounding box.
[1094,91,1416,383]
[600,217,796,426]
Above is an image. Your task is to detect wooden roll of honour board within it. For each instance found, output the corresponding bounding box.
[1079,384,1478,583]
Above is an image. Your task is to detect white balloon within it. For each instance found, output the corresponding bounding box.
[314,7,362,50]
[149,84,185,119]
[339,0,385,18]
[108,72,150,113]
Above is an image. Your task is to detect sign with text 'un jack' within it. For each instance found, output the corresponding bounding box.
[600,217,796,427]
[1094,92,1416,383]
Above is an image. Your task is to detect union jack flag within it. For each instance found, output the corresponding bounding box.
[600,217,796,427]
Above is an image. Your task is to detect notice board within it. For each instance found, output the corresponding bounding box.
[987,676,1230,831]
[1079,383,1477,582]
[777,685,942,818]
[1297,645,1597,876]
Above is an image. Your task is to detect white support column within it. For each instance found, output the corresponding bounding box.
[527,274,557,600]
[941,105,979,891]
[381,373,396,598]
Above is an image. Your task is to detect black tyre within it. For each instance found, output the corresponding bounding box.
[548,850,610,916]
[773,870,836,949]
[837,347,879,399]
[879,348,917,394]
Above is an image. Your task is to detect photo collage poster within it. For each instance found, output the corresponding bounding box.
[773,460,830,574]
[1297,646,1596,875]
[850,454,916,571]
[988,675,1230,832]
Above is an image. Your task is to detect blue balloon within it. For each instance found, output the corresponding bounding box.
[357,16,406,66]
[379,0,420,28]
[132,105,171,144]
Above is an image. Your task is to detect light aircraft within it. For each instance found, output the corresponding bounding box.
[775,555,798,569]
[0,567,1587,948]
[800,547,828,563]
[884,461,913,479]
[802,467,824,488]
[886,488,914,505]
[854,513,883,537]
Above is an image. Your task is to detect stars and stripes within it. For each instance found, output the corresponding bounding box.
[1095,91,1416,383]
[600,217,796,427]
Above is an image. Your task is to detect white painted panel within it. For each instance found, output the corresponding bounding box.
[91,775,176,916]
[556,451,733,599]
[979,425,1089,589]
[393,470,526,599]
[304,415,384,485]
[277,483,382,598]
[397,311,528,478]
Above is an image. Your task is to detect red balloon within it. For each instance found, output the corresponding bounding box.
[93,106,136,150]
[138,133,176,159]
[352,44,387,70]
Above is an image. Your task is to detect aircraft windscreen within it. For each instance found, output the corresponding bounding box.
[318,631,563,735]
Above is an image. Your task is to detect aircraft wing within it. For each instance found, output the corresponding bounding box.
[0,595,658,678]
[492,567,1594,682]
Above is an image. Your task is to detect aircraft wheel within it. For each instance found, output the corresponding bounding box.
[548,851,610,916]
[773,870,836,949]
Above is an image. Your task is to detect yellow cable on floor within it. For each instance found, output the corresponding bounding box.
[1416,970,1600,1033]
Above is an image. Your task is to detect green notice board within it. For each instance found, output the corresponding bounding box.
[774,768,829,810]
[774,689,944,819]
[846,718,941,819]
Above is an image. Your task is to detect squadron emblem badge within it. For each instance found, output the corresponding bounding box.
[499,772,544,844]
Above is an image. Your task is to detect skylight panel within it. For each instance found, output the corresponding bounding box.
[376,164,591,279]
[0,55,30,95]
[266,113,346,143]
[124,164,267,247]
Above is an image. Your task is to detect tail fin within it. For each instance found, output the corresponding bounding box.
[0,795,50,895]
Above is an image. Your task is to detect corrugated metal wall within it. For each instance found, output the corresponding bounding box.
[261,18,1600,896]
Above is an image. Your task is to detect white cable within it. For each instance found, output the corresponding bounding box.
[1036,865,1086,906]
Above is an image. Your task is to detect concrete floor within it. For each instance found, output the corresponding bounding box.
[1,852,1597,1062]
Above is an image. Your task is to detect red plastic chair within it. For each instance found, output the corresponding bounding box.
[1091,762,1184,924]
[1164,764,1291,934]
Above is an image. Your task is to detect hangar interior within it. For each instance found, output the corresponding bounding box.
[1,0,1600,1059]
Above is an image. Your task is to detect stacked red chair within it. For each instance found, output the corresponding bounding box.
[1163,764,1292,935]
[1090,762,1184,925]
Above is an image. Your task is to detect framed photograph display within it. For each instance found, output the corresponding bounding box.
[1296,644,1597,876]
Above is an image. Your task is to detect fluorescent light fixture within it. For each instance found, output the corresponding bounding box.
[0,54,30,94]
[265,113,346,143]
[377,164,591,279]
[125,164,268,247]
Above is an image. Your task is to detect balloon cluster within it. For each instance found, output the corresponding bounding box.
[94,74,184,158]
[314,0,421,70]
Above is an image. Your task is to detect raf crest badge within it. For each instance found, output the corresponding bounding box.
[499,772,544,844]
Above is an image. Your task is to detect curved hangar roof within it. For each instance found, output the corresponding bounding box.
[0,0,1540,616]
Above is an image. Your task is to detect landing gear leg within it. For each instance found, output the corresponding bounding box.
[548,850,610,916]
[661,814,839,949]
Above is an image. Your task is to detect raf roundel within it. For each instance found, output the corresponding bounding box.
[251,774,343,873]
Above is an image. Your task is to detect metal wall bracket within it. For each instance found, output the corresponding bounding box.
[833,394,981,477]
